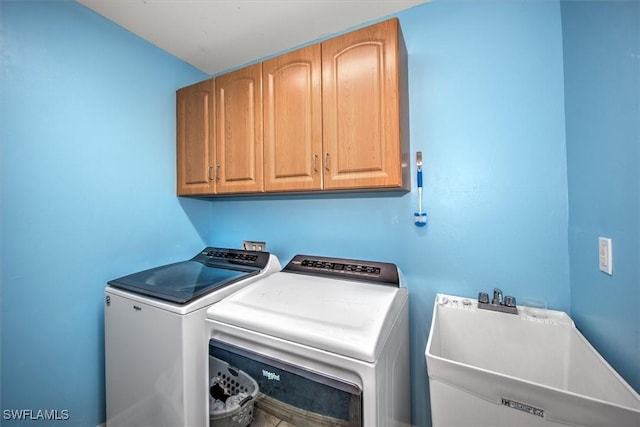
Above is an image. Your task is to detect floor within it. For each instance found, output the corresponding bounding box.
[212,394,346,427]
[251,407,296,427]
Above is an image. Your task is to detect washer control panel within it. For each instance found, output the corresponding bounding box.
[193,247,270,269]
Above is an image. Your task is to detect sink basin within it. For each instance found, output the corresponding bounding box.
[425,293,640,427]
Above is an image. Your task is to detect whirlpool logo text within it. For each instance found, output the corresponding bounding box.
[262,369,280,381]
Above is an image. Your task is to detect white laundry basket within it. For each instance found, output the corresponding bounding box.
[209,356,259,427]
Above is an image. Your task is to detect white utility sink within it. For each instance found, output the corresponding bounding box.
[426,293,640,427]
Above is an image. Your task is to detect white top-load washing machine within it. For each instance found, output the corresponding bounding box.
[105,247,281,427]
[205,254,410,427]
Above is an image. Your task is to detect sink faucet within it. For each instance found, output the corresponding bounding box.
[478,288,518,315]
[493,288,503,305]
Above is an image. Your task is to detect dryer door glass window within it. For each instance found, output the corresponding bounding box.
[209,340,362,427]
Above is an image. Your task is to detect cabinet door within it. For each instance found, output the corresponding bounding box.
[176,79,215,195]
[322,18,408,190]
[263,44,323,192]
[215,63,264,194]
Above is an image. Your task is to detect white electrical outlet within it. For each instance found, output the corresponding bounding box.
[243,240,266,252]
[598,237,613,275]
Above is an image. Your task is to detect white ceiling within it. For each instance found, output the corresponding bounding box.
[77,0,428,75]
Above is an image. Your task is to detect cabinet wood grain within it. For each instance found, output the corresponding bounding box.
[176,79,215,196]
[215,63,264,194]
[321,18,408,191]
[176,18,408,197]
[263,44,323,192]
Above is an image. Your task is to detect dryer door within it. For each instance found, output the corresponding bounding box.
[209,340,362,427]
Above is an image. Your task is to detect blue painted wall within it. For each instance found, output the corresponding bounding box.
[1,0,637,426]
[562,0,640,394]
[207,2,569,425]
[0,1,209,425]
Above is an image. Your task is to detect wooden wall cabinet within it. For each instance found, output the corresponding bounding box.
[177,18,408,196]
[321,18,409,191]
[176,64,263,196]
[215,63,263,194]
[176,79,215,196]
[263,44,323,192]
[263,18,409,193]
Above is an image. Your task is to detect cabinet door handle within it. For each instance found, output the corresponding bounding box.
[208,166,214,181]
[215,165,220,180]
[324,153,330,171]
[313,155,318,172]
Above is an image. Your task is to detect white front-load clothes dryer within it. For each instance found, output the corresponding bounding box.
[105,247,281,427]
[205,254,410,427]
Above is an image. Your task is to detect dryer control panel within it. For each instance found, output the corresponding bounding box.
[284,254,400,287]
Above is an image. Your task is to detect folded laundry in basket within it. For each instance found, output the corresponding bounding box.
[209,376,251,414]
[210,380,230,402]
[209,392,250,414]
[226,392,250,409]
[210,397,226,413]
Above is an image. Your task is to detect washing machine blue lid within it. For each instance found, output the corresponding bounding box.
[205,271,408,363]
[107,248,274,304]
